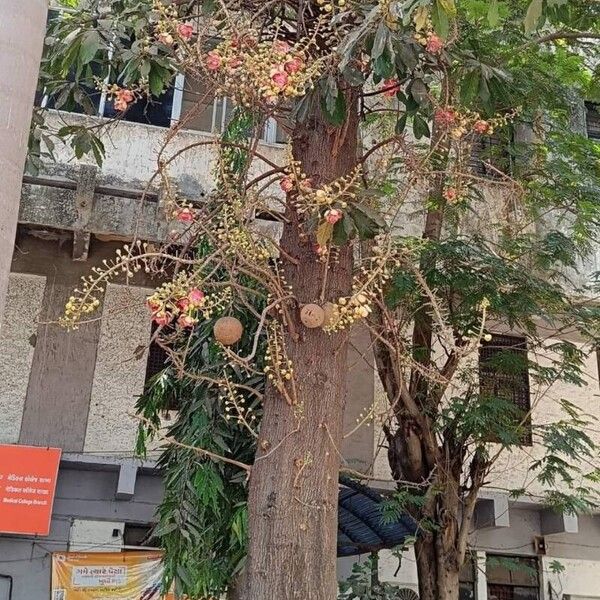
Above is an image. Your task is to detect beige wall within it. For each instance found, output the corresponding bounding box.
[84,283,151,454]
[0,273,45,443]
[69,519,124,553]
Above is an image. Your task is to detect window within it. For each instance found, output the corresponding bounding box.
[487,556,539,600]
[144,322,170,385]
[585,102,600,140]
[470,133,512,178]
[123,523,159,548]
[479,334,532,445]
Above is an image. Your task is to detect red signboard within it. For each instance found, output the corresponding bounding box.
[0,444,61,536]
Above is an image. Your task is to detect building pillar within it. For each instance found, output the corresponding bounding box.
[475,551,488,600]
[0,1,47,333]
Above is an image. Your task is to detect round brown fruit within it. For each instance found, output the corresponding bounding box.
[300,303,325,328]
[214,316,243,345]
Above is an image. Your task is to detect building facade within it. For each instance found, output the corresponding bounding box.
[0,22,599,600]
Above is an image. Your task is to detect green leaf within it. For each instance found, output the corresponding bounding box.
[395,113,408,134]
[460,70,480,105]
[349,203,385,240]
[437,0,456,16]
[487,0,500,27]
[432,1,450,38]
[320,82,347,127]
[342,64,365,86]
[524,0,543,33]
[148,67,165,97]
[372,22,389,60]
[413,114,431,139]
[409,78,429,106]
[78,30,101,65]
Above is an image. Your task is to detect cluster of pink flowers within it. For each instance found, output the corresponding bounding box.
[147,287,205,329]
[434,107,457,128]
[279,174,312,194]
[175,207,195,223]
[205,35,311,105]
[114,88,135,112]
[325,208,343,224]
[426,33,444,54]
[157,22,194,46]
[443,187,459,203]
[472,119,492,135]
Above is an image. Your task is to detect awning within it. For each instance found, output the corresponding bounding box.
[338,477,417,557]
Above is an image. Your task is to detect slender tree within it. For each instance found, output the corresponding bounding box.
[36,1,600,599]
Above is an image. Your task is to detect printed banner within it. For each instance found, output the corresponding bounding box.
[0,444,61,536]
[51,552,175,600]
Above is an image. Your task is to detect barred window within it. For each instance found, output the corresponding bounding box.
[144,322,170,385]
[470,130,514,178]
[586,102,600,140]
[487,555,539,600]
[479,334,532,445]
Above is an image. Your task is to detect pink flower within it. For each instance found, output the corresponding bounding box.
[443,187,458,202]
[176,208,194,223]
[152,311,172,327]
[426,34,444,54]
[228,56,243,70]
[177,23,194,40]
[118,89,135,103]
[284,57,303,74]
[114,88,134,112]
[382,78,401,98]
[473,120,491,135]
[178,314,196,328]
[314,244,326,255]
[206,51,222,71]
[146,298,161,312]
[158,32,174,46]
[325,208,342,224]
[434,108,457,128]
[280,176,294,193]
[300,178,313,191]
[176,297,190,312]
[187,288,205,307]
[273,40,291,54]
[271,70,289,89]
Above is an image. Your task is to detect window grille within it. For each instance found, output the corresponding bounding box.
[586,102,600,140]
[144,322,170,385]
[487,556,539,600]
[479,334,532,445]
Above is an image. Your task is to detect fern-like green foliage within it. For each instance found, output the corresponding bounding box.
[135,110,266,597]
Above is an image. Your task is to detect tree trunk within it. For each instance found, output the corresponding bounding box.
[245,91,359,599]
[414,536,461,600]
[0,0,47,334]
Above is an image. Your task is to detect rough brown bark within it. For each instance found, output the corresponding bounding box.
[245,91,359,599]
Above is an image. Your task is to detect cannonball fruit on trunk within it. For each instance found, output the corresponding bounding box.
[300,303,325,328]
[214,316,243,345]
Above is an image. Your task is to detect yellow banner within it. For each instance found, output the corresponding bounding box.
[51,551,174,600]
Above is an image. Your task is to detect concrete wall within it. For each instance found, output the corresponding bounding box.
[84,283,151,454]
[42,111,284,203]
[0,273,45,443]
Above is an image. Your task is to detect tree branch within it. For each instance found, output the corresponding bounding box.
[520,31,600,50]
